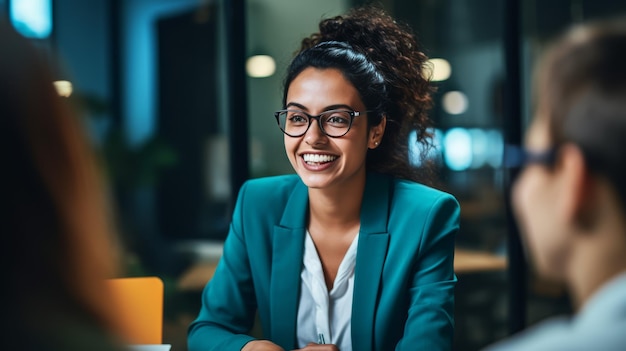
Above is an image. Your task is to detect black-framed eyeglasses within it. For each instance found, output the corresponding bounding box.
[503,144,558,169]
[274,109,365,138]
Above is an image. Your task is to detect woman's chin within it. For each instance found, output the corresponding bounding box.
[298,173,333,189]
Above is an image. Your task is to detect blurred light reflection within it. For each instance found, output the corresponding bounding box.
[469,128,488,168]
[443,91,469,115]
[409,128,443,167]
[443,128,472,171]
[53,80,73,97]
[10,0,52,39]
[246,55,276,78]
[426,58,452,82]
[410,128,504,171]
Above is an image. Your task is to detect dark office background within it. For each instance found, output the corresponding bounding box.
[3,0,625,350]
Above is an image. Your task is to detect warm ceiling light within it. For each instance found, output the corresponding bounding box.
[53,80,73,97]
[246,55,276,78]
[442,90,468,115]
[426,58,451,82]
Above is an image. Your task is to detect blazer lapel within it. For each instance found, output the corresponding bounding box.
[352,173,391,351]
[270,180,308,350]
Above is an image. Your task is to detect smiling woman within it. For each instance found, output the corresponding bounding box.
[188,5,460,351]
[281,67,380,191]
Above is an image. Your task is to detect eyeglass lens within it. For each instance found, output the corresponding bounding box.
[276,110,353,137]
[503,144,557,168]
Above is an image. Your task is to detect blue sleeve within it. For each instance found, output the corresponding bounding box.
[397,194,460,351]
[188,182,258,351]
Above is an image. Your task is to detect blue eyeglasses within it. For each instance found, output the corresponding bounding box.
[503,144,558,169]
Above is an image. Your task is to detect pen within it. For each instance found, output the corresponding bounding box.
[317,333,325,344]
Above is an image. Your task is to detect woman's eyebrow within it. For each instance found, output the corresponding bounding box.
[285,102,307,110]
[324,104,354,111]
[285,102,355,111]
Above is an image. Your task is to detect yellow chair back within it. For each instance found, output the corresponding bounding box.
[107,276,164,344]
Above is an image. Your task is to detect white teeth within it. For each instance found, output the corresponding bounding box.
[303,154,337,163]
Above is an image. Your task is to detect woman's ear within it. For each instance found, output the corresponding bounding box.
[558,143,596,229]
[368,115,386,149]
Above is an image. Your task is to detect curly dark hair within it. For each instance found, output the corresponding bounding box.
[282,5,436,183]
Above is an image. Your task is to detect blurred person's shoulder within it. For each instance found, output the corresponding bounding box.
[484,273,626,351]
[483,317,626,351]
[483,317,572,351]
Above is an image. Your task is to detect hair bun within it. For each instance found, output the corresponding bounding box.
[293,5,436,183]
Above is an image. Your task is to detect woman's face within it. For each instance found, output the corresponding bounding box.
[512,115,571,279]
[283,67,383,191]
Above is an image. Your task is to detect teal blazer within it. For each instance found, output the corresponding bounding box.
[188,172,460,351]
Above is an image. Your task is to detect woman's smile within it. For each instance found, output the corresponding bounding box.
[302,153,338,165]
[300,152,339,172]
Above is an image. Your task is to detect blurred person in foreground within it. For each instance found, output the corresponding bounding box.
[0,20,126,350]
[485,16,626,351]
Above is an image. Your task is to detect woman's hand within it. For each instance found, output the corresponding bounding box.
[242,340,285,351]
[292,342,340,351]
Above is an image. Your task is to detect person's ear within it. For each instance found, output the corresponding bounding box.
[558,143,595,229]
[368,115,386,149]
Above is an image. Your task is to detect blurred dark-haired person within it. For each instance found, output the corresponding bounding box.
[188,5,459,351]
[485,16,626,351]
[1,20,126,351]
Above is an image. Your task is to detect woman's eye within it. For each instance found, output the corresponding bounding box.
[289,114,308,123]
[326,115,349,125]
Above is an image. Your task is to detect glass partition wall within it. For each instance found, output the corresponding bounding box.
[389,2,512,349]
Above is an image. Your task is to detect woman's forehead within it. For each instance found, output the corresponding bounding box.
[286,67,364,110]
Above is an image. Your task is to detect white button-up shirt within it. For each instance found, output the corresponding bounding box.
[297,231,359,351]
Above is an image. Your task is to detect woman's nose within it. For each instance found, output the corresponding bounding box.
[305,118,327,145]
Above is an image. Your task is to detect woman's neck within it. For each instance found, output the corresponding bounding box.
[307,174,365,234]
